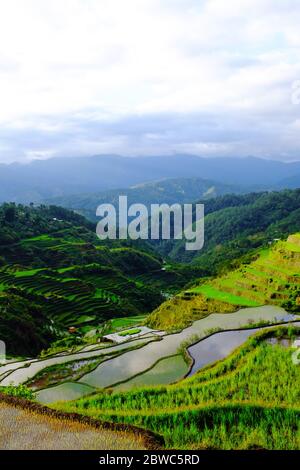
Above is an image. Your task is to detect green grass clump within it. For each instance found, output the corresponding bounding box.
[118,328,142,337]
[0,384,35,400]
[109,405,299,450]
[191,285,260,307]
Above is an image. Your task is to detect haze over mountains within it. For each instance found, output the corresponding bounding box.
[1,154,300,204]
[48,177,245,222]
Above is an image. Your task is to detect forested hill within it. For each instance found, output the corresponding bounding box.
[0,203,94,247]
[46,177,245,222]
[153,189,300,273]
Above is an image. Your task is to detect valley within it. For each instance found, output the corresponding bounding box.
[1,0,300,453]
[0,203,201,356]
[0,195,299,450]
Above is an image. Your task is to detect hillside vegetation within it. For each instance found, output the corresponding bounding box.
[0,292,54,356]
[148,234,300,330]
[155,189,300,274]
[54,326,300,449]
[1,195,300,352]
[47,177,243,222]
[0,204,199,356]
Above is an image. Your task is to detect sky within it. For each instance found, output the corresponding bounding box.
[0,0,300,163]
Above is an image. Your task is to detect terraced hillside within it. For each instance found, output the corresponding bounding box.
[0,265,144,327]
[0,237,165,355]
[0,203,199,356]
[148,234,300,330]
[55,326,300,449]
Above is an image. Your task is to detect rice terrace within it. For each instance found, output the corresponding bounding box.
[1,0,300,460]
[0,201,299,450]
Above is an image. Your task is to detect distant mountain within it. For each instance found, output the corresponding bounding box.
[276,173,300,189]
[1,154,300,203]
[47,177,246,221]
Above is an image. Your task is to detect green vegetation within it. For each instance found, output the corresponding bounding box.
[149,234,300,330]
[54,326,300,449]
[0,384,35,400]
[25,358,104,390]
[2,194,300,353]
[118,328,142,337]
[190,285,259,307]
[154,189,300,274]
[1,195,300,450]
[0,203,200,356]
[48,177,242,222]
[0,291,54,356]
[104,316,147,334]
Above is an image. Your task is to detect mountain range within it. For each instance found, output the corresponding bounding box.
[1,154,300,203]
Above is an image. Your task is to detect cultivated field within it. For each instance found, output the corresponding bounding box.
[55,326,300,450]
[149,235,300,330]
[0,399,159,450]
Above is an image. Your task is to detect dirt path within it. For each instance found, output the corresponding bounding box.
[0,400,157,450]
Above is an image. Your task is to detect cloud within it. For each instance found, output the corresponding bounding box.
[0,0,299,162]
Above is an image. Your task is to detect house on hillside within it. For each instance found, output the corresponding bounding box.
[68,326,77,334]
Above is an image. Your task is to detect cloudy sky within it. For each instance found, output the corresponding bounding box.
[0,0,300,163]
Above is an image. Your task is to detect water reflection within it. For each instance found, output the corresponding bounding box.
[79,306,295,388]
[188,325,299,376]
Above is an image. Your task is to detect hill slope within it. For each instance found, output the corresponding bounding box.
[154,189,300,273]
[0,204,199,356]
[148,234,300,330]
[47,177,244,222]
[277,173,300,189]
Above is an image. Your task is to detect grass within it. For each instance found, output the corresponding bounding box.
[0,262,153,334]
[118,328,142,337]
[108,315,147,331]
[190,285,260,307]
[0,385,35,400]
[285,242,300,253]
[54,326,300,449]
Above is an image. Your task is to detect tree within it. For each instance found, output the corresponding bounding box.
[4,205,16,223]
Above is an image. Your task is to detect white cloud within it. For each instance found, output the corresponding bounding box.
[0,0,299,162]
